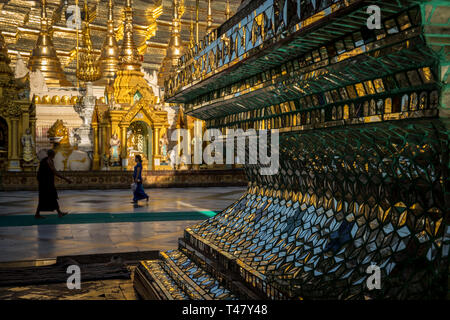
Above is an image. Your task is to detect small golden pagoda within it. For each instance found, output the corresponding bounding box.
[0,32,36,171]
[28,0,72,87]
[113,0,155,104]
[158,0,184,87]
[98,0,119,83]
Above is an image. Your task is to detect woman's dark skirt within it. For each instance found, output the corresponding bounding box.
[133,183,148,202]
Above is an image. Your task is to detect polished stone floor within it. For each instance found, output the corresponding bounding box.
[0,187,245,262]
[0,269,138,300]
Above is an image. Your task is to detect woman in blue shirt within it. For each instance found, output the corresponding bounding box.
[132,154,149,203]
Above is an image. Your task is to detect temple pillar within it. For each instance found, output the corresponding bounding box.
[21,107,30,134]
[154,127,160,156]
[120,124,128,169]
[92,124,100,170]
[106,123,111,156]
[100,125,106,158]
[30,119,36,141]
[8,118,20,171]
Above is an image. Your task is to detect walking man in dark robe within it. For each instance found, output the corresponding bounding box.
[35,149,72,219]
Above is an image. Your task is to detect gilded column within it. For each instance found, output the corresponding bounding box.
[8,118,20,171]
[106,123,111,154]
[30,119,36,141]
[120,125,128,159]
[92,124,100,170]
[154,127,160,156]
[101,125,107,157]
[11,119,19,159]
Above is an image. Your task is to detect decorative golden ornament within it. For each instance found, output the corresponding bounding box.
[33,95,41,104]
[70,96,79,104]
[47,119,70,146]
[61,95,70,104]
[51,95,61,104]
[77,0,101,82]
[42,95,51,104]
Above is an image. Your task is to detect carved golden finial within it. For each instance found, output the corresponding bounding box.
[98,0,119,81]
[206,0,213,34]
[77,0,101,82]
[189,11,195,48]
[195,0,199,43]
[118,0,141,72]
[158,0,184,87]
[28,0,72,87]
[225,0,230,20]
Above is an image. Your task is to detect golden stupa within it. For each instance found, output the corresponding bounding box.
[113,0,155,105]
[28,0,72,87]
[98,0,119,82]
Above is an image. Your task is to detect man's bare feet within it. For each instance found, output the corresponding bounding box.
[35,215,46,219]
[57,212,68,218]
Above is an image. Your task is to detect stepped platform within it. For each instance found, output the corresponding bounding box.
[134,0,449,300]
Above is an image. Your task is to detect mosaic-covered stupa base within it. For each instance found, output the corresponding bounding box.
[135,119,449,299]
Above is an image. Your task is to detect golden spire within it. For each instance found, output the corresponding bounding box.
[118,0,141,72]
[98,0,119,81]
[206,0,213,34]
[77,0,101,82]
[225,0,230,20]
[158,0,183,87]
[28,0,72,87]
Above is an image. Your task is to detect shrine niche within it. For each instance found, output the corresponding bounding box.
[92,98,169,171]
